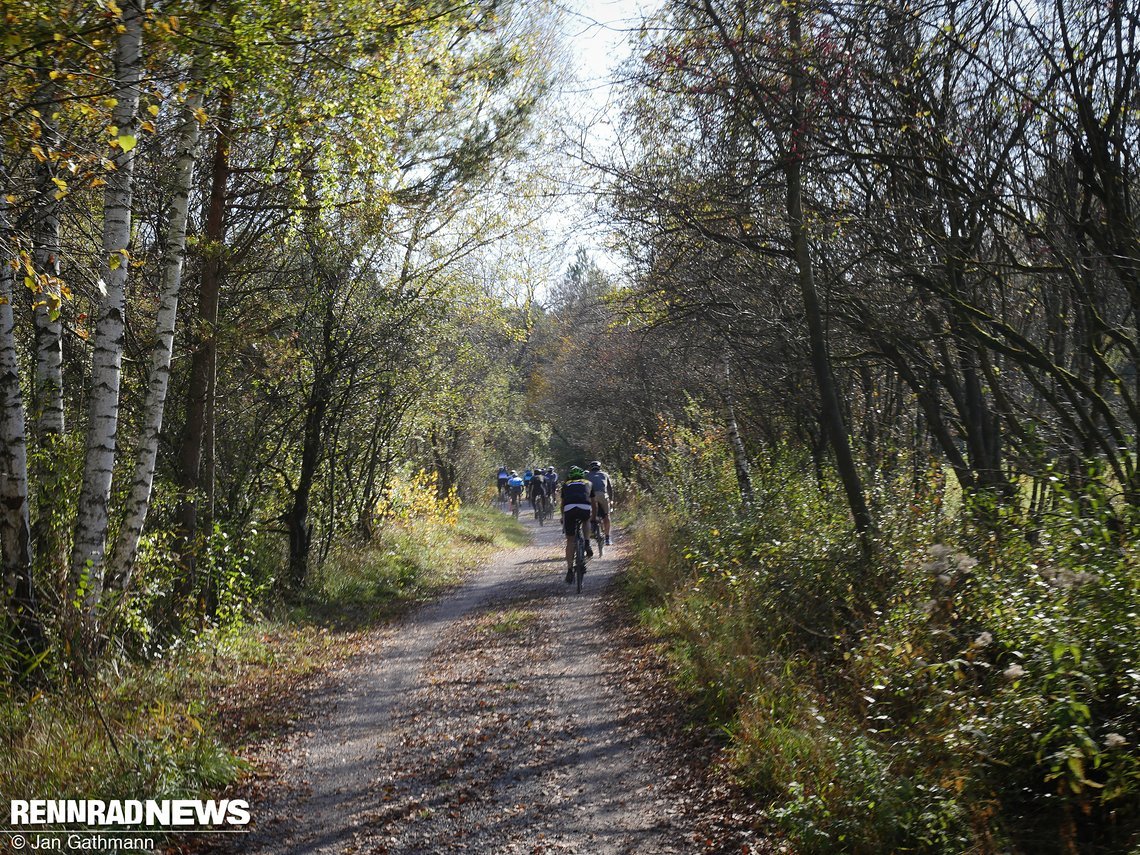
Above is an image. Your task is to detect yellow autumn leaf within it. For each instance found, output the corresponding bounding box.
[117,134,137,152]
[147,104,160,117]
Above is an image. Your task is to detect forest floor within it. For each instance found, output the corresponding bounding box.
[186,512,776,855]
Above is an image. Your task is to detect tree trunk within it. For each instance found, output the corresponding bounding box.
[30,76,65,438]
[720,351,753,506]
[175,92,232,575]
[287,302,336,587]
[784,8,873,550]
[29,74,67,585]
[105,92,203,594]
[287,382,328,588]
[0,193,41,655]
[69,0,146,621]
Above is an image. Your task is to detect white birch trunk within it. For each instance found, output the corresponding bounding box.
[105,92,202,594]
[0,193,37,643]
[31,78,65,436]
[70,0,145,614]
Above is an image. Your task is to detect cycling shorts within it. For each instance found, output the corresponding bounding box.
[595,497,610,519]
[562,507,590,537]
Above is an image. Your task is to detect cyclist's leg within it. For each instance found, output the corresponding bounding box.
[597,497,611,540]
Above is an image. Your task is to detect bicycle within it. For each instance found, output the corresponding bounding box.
[534,492,548,525]
[591,516,604,558]
[572,519,589,593]
[510,492,521,519]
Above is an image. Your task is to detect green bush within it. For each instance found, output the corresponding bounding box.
[626,410,1140,853]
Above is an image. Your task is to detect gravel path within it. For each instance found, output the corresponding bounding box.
[209,513,771,854]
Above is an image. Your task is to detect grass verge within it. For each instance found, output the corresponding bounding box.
[0,505,527,836]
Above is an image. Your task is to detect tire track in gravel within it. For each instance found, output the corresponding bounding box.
[212,512,770,855]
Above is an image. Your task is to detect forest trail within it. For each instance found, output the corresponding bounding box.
[208,511,767,855]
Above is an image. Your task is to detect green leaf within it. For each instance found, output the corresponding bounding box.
[117,134,137,152]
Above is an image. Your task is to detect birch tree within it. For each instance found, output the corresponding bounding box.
[69,0,145,620]
[104,91,203,595]
[0,191,40,654]
[30,75,65,439]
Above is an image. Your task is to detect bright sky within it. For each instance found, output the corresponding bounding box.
[561,0,648,114]
[547,0,657,279]
[490,0,657,305]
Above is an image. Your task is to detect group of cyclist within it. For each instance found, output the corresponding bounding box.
[496,465,559,513]
[495,461,614,584]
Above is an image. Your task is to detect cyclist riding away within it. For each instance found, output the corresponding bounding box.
[560,466,596,583]
[528,467,546,514]
[544,466,559,499]
[496,465,509,500]
[507,470,524,515]
[585,460,614,545]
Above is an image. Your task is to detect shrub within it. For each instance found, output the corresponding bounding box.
[625,408,1140,853]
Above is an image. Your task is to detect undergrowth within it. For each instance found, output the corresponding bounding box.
[624,414,1140,854]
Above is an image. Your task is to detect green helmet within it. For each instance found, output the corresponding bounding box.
[568,466,585,479]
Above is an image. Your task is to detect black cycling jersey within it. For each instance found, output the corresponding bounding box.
[561,478,594,509]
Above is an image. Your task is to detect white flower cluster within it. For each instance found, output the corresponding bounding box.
[1038,565,1099,590]
[923,544,978,587]
[1002,663,1025,681]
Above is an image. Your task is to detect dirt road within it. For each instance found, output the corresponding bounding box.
[213,513,769,854]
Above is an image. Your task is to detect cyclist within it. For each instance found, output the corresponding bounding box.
[560,465,596,583]
[528,467,546,515]
[496,465,509,500]
[585,460,614,545]
[544,466,559,500]
[507,470,524,515]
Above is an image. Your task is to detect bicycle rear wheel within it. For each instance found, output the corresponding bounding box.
[575,525,587,593]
